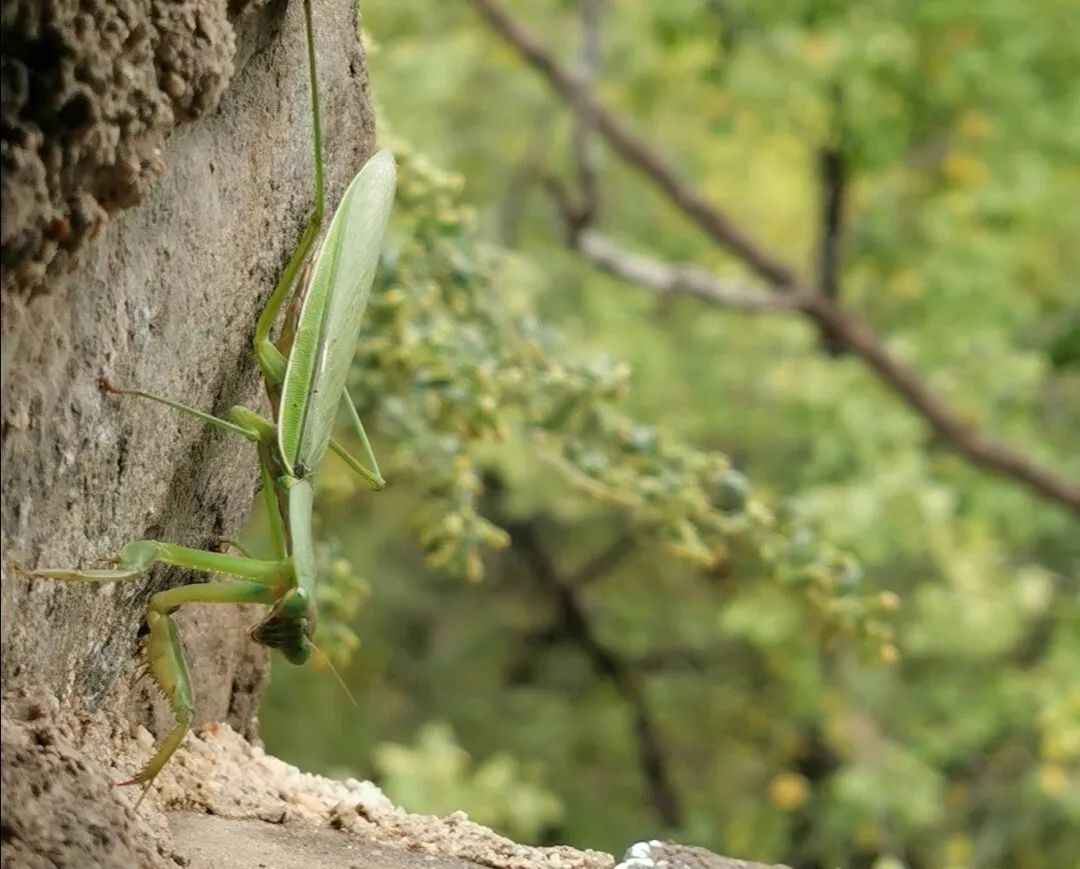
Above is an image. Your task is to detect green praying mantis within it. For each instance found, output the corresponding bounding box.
[17,0,394,806]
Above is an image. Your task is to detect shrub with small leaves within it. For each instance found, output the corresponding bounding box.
[308,138,896,662]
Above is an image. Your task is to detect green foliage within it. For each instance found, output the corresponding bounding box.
[260,2,1080,867]
[302,138,893,661]
[374,722,564,842]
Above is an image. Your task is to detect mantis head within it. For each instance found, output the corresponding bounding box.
[250,587,316,665]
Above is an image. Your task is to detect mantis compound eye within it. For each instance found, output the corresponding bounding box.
[250,589,316,665]
[250,615,314,665]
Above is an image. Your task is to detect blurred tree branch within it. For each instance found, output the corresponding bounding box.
[629,644,731,674]
[466,0,1080,515]
[575,230,805,312]
[569,0,602,228]
[568,531,635,589]
[498,107,554,246]
[499,513,683,828]
[816,83,848,356]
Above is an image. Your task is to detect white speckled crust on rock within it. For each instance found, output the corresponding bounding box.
[616,841,790,869]
[1,686,617,869]
[0,0,376,863]
[161,717,615,868]
[0,688,791,869]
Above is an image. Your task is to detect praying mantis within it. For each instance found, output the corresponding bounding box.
[17,0,394,806]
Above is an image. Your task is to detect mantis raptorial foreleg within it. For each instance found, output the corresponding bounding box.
[217,537,256,559]
[21,539,293,807]
[124,579,282,808]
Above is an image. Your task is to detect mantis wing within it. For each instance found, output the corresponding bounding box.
[278,148,396,479]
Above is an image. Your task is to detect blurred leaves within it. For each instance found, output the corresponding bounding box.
[321,137,892,652]
[374,722,564,842]
[259,1,1080,866]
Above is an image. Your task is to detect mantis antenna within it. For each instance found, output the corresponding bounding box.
[310,639,359,708]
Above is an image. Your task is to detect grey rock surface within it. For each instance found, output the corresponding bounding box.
[170,814,485,869]
[1,0,375,863]
[1,0,374,736]
[1,0,241,296]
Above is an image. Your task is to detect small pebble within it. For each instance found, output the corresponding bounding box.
[286,791,326,816]
[135,726,154,749]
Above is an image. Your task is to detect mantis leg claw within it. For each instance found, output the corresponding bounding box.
[216,537,254,558]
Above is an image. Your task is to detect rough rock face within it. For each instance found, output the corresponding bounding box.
[0,0,255,296]
[1,0,375,720]
[1,687,786,869]
[1,0,374,860]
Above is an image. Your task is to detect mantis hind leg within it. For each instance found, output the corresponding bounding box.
[125,580,279,808]
[98,378,262,444]
[254,0,325,383]
[328,392,385,491]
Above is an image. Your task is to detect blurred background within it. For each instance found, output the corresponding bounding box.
[255,2,1080,867]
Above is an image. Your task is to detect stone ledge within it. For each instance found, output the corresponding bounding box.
[1,689,782,869]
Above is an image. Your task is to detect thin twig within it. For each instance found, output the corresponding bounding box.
[501,515,683,828]
[465,0,1080,514]
[533,440,643,509]
[570,0,603,226]
[578,231,805,312]
[816,85,847,356]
